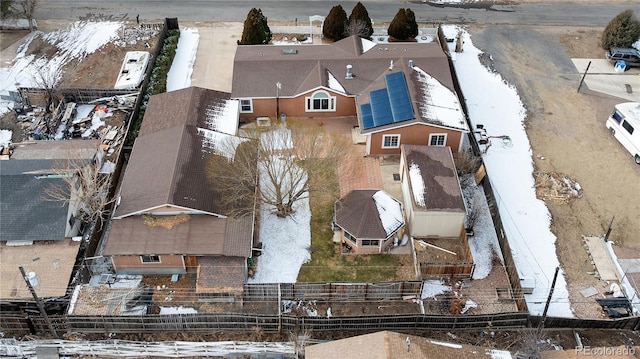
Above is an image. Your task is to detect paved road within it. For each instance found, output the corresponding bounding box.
[36,1,640,26]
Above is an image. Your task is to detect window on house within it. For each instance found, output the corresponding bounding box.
[344,231,357,244]
[429,133,447,146]
[141,255,160,263]
[622,120,634,135]
[239,99,253,113]
[361,240,380,246]
[305,91,336,112]
[382,134,400,148]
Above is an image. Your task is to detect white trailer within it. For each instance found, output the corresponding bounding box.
[606,102,640,164]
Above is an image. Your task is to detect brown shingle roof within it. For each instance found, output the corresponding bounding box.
[196,256,245,295]
[402,145,465,212]
[232,35,452,99]
[334,189,402,239]
[103,214,252,257]
[114,87,236,217]
[305,331,512,359]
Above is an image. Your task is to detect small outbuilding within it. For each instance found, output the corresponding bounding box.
[334,189,404,254]
[400,144,465,238]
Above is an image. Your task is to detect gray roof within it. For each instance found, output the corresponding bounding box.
[335,189,402,239]
[114,87,236,218]
[0,159,70,241]
[9,139,100,160]
[401,145,465,212]
[232,35,453,99]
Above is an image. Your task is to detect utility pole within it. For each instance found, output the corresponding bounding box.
[577,61,591,93]
[19,266,59,338]
[537,266,560,335]
[604,216,614,242]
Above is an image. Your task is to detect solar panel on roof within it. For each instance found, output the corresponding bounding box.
[385,72,414,123]
[361,104,374,130]
[370,88,393,127]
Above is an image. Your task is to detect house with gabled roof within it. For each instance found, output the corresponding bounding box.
[103,86,253,298]
[334,189,405,254]
[232,34,468,156]
[0,140,101,301]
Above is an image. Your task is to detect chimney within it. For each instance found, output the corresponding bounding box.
[345,64,353,79]
[408,59,414,68]
[388,60,394,71]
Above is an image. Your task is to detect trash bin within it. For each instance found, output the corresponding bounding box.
[280,113,287,122]
[614,60,626,73]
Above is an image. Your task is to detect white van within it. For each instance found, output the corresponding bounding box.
[606,102,640,164]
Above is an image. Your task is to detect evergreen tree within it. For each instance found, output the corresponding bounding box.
[601,9,640,49]
[388,8,419,41]
[348,2,374,39]
[239,8,272,45]
[323,5,348,41]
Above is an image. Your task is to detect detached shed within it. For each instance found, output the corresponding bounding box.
[334,190,404,254]
[400,145,465,238]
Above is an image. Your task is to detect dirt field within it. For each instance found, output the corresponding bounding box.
[468,25,640,318]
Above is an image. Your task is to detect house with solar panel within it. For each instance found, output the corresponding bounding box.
[232,35,469,156]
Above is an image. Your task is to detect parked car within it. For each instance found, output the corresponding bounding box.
[605,47,640,69]
[606,102,640,164]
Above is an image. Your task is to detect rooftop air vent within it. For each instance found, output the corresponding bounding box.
[282,49,298,55]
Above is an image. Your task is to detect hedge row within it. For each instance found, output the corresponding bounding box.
[125,29,181,146]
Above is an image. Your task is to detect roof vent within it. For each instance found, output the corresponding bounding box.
[409,59,414,68]
[346,64,353,79]
[282,49,298,55]
[388,60,394,71]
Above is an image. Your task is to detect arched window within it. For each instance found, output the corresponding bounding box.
[306,90,336,112]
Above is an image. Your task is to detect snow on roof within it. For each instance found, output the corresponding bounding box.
[408,162,426,207]
[413,66,467,131]
[327,70,346,94]
[196,99,242,158]
[361,38,376,53]
[372,190,403,236]
[204,99,239,136]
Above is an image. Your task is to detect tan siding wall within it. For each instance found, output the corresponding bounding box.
[409,211,465,238]
[112,255,185,273]
[239,94,356,122]
[368,125,463,156]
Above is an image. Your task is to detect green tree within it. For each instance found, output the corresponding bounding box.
[388,8,419,41]
[347,2,373,39]
[323,5,348,41]
[601,9,640,49]
[239,8,272,45]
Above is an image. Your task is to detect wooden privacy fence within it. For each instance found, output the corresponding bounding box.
[243,281,424,302]
[420,263,475,278]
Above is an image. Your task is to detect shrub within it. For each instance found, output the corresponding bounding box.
[239,8,272,45]
[323,5,348,41]
[348,2,373,39]
[602,9,640,49]
[125,28,180,146]
[388,8,418,41]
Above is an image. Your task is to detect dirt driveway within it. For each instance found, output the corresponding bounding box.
[468,25,640,316]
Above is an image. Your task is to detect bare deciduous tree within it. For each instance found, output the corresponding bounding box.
[207,119,357,218]
[43,148,116,229]
[5,0,39,31]
[344,19,371,39]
